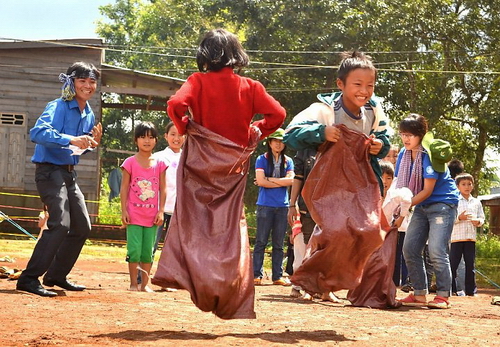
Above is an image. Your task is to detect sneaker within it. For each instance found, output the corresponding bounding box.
[427,296,451,309]
[456,290,466,297]
[272,277,291,286]
[254,278,262,286]
[398,293,427,307]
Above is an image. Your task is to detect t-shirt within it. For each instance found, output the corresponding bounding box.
[154,147,182,214]
[255,153,294,207]
[395,149,459,206]
[121,156,167,227]
[167,67,286,147]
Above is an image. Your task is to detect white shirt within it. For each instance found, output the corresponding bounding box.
[154,147,182,214]
[451,194,485,242]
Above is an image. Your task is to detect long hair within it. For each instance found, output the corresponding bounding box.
[265,140,287,177]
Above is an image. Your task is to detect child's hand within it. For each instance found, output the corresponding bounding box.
[369,136,383,155]
[324,126,341,142]
[458,210,471,221]
[154,211,164,226]
[121,211,130,225]
[287,206,298,226]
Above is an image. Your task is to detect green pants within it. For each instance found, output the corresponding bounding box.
[126,224,156,263]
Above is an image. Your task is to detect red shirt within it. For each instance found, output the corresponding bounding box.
[167,67,286,147]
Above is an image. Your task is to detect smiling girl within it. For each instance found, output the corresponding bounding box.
[120,122,167,292]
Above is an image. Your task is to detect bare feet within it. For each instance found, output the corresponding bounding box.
[128,285,139,291]
[161,287,178,292]
[302,293,313,301]
[141,286,154,293]
[290,288,302,298]
[321,292,342,303]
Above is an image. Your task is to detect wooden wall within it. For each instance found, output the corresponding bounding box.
[0,41,103,220]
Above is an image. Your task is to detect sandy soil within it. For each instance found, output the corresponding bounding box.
[1,255,499,346]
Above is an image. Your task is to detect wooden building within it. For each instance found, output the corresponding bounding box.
[0,39,183,230]
[479,193,500,235]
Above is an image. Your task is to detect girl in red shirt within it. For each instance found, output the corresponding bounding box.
[166,28,285,146]
[153,29,285,319]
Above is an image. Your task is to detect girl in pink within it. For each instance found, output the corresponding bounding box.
[120,122,166,292]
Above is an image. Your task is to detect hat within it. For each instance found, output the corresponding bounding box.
[267,128,285,141]
[421,132,452,173]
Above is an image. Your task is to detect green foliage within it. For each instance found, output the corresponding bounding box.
[97,171,122,225]
[476,233,500,289]
[96,0,500,199]
[477,233,500,259]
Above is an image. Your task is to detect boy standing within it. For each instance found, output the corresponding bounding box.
[450,173,485,296]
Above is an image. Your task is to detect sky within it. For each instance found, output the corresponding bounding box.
[0,0,113,41]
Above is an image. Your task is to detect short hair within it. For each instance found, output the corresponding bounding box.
[380,161,394,177]
[448,159,464,179]
[455,173,474,185]
[196,28,249,72]
[134,121,158,141]
[389,144,400,152]
[399,113,428,138]
[337,51,377,83]
[67,61,100,80]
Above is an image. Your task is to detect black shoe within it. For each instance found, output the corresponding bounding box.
[43,277,86,291]
[17,280,57,297]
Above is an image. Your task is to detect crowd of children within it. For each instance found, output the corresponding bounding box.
[21,28,488,318]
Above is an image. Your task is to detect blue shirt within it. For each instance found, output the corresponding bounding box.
[30,98,96,165]
[395,149,459,206]
[255,153,294,208]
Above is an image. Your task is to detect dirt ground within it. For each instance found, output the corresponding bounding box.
[1,253,500,346]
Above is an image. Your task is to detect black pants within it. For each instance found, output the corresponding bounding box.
[19,164,91,283]
[450,241,476,295]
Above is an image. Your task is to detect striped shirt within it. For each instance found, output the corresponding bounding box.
[451,194,485,242]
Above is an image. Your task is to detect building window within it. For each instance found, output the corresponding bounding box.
[1,113,26,126]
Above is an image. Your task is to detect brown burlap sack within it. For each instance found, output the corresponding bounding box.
[152,121,258,319]
[347,224,400,309]
[291,124,385,294]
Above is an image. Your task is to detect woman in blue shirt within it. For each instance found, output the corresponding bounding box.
[253,129,294,286]
[395,114,459,309]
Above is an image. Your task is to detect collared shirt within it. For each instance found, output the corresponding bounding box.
[30,98,96,165]
[451,194,485,242]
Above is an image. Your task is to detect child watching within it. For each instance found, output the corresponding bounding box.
[120,122,166,292]
[450,173,485,296]
[382,144,399,166]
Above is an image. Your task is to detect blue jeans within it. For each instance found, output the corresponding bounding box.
[403,203,457,298]
[253,206,288,281]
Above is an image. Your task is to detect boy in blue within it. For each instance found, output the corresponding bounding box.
[253,129,295,286]
[16,62,102,297]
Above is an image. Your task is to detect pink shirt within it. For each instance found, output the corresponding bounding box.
[121,156,167,227]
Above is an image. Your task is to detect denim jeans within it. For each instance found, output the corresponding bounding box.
[403,202,457,298]
[253,206,288,281]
